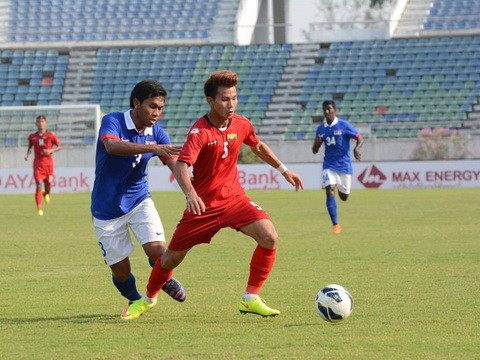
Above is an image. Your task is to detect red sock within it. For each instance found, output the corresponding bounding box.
[146,256,173,298]
[246,246,276,295]
[35,188,43,209]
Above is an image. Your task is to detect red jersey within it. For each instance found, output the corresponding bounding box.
[178,114,259,208]
[28,131,61,167]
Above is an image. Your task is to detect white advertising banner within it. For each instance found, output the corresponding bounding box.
[0,160,478,194]
[352,160,480,189]
[0,167,94,194]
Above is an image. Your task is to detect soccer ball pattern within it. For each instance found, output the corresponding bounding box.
[315,284,353,323]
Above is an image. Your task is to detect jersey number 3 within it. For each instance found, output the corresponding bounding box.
[132,154,142,168]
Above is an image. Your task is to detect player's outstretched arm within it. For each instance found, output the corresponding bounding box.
[249,141,304,191]
[103,138,181,157]
[151,144,182,158]
[281,169,304,192]
[165,157,177,173]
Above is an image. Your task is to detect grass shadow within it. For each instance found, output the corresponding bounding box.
[0,314,118,325]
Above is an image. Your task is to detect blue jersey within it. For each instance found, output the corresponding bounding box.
[315,117,359,174]
[91,111,171,220]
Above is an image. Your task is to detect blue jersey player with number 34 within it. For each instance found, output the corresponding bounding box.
[312,100,364,234]
[91,80,187,319]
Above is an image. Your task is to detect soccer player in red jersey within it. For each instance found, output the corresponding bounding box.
[122,70,304,320]
[24,115,62,216]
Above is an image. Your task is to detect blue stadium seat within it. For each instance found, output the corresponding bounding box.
[424,0,480,31]
[296,35,480,138]
[6,0,229,42]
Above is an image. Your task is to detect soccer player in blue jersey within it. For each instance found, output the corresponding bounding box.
[91,80,186,318]
[312,100,364,234]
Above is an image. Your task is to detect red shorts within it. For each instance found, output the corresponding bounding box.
[33,163,54,183]
[168,195,270,251]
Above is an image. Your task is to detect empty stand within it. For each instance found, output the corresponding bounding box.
[0,49,67,107]
[6,0,229,43]
[1,37,480,147]
[424,0,480,32]
[291,36,480,140]
[88,44,291,141]
[0,105,99,147]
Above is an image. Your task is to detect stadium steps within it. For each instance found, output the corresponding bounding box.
[62,50,97,105]
[469,98,480,131]
[259,43,320,141]
[393,0,431,38]
[0,0,8,43]
[208,0,239,44]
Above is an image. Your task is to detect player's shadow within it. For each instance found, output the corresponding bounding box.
[0,314,118,324]
[284,322,322,328]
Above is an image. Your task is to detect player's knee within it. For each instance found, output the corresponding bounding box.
[257,229,278,249]
[325,186,335,197]
[339,192,349,201]
[144,241,167,261]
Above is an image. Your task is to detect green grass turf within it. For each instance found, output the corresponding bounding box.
[0,188,479,359]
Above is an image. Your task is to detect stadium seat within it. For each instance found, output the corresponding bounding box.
[294,34,480,138]
[6,0,230,42]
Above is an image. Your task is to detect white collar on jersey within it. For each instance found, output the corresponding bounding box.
[324,116,339,128]
[124,110,153,135]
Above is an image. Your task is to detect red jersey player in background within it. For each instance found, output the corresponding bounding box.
[24,115,62,216]
[121,70,304,320]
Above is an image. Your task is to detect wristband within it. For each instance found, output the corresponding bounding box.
[276,163,288,174]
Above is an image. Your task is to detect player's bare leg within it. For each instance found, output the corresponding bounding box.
[338,191,349,202]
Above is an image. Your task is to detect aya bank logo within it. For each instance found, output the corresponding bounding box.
[357,164,387,188]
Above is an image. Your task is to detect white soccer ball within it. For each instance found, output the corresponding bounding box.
[315,284,353,323]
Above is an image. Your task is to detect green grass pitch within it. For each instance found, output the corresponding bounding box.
[0,188,479,359]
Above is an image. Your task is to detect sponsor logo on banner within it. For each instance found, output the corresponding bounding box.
[391,169,480,188]
[166,169,281,190]
[0,169,92,193]
[357,165,387,188]
[2,161,478,194]
[238,169,280,189]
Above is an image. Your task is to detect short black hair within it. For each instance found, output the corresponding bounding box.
[130,79,167,108]
[322,100,336,109]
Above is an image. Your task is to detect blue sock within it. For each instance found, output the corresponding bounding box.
[326,195,338,225]
[112,273,142,302]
